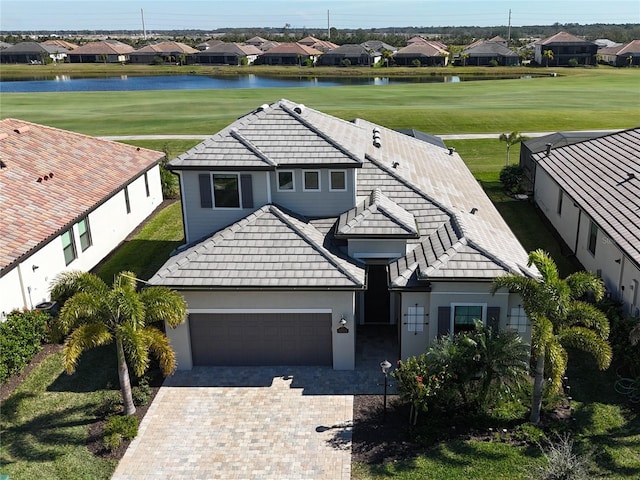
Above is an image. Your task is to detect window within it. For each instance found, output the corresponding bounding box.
[144,172,150,197]
[277,171,294,191]
[61,228,77,266]
[509,307,528,334]
[124,187,131,214]
[452,304,485,334]
[407,305,425,333]
[556,190,563,215]
[329,170,346,191]
[588,220,598,255]
[303,171,320,191]
[77,217,92,251]
[213,174,240,208]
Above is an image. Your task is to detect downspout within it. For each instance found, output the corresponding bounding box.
[617,255,626,303]
[573,209,582,254]
[16,263,29,310]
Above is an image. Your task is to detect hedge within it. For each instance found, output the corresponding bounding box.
[0,309,49,383]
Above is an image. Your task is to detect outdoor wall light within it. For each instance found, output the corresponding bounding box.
[339,315,347,326]
[32,265,39,272]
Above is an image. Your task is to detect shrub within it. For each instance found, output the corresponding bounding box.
[534,434,591,480]
[103,414,139,451]
[393,356,447,424]
[0,309,49,383]
[341,58,351,67]
[161,144,180,199]
[598,299,640,377]
[412,59,422,67]
[96,390,123,418]
[489,59,499,67]
[132,376,152,406]
[568,58,579,67]
[500,164,525,194]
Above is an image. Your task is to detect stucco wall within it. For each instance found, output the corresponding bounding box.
[167,290,357,370]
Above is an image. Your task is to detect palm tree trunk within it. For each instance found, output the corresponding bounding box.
[116,337,136,415]
[530,353,545,423]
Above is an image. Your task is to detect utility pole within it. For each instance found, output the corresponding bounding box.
[141,9,147,40]
[327,10,330,39]
[507,9,511,45]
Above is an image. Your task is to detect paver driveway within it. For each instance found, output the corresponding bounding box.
[112,367,356,480]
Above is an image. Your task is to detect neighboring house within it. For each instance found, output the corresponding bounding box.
[393,42,449,66]
[360,40,397,54]
[196,42,262,65]
[297,36,338,52]
[67,40,134,63]
[527,128,640,315]
[196,39,223,51]
[316,44,380,66]
[0,42,68,64]
[534,31,598,66]
[598,40,640,67]
[42,39,79,51]
[0,119,164,320]
[129,41,198,64]
[519,131,611,191]
[256,43,322,65]
[0,41,12,50]
[460,40,519,66]
[245,36,269,48]
[150,100,535,371]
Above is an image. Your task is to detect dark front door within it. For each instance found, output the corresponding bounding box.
[364,264,391,323]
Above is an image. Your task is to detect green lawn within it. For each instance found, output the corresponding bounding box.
[1,68,638,136]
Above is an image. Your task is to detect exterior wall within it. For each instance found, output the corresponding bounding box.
[347,239,407,259]
[534,166,640,312]
[269,169,356,217]
[179,170,270,243]
[0,166,162,318]
[167,290,357,370]
[399,291,430,360]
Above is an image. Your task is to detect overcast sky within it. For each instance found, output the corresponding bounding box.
[2,0,639,31]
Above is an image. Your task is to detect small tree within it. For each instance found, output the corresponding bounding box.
[543,49,554,67]
[568,58,579,67]
[412,58,422,67]
[499,131,525,165]
[500,164,525,194]
[460,53,469,66]
[161,143,180,199]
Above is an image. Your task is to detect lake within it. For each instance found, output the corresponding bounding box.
[0,74,534,93]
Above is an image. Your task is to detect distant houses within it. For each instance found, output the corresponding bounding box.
[1,31,637,68]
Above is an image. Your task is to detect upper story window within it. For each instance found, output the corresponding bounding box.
[588,220,598,255]
[329,170,346,191]
[61,228,77,266]
[213,174,240,208]
[77,217,92,251]
[277,171,294,191]
[451,303,486,334]
[303,171,320,191]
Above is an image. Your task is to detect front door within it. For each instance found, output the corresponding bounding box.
[364,264,391,323]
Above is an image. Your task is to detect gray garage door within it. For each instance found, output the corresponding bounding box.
[189,313,332,366]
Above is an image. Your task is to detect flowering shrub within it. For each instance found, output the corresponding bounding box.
[0,308,49,383]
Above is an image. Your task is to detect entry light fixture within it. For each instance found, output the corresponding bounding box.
[339,315,347,326]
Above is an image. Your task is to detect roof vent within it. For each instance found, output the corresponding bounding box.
[256,103,269,112]
[392,161,399,169]
[629,172,636,180]
[448,147,455,155]
[470,207,478,215]
[293,104,305,114]
[545,143,552,156]
[0,159,6,169]
[14,126,30,134]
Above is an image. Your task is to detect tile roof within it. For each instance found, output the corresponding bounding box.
[196,42,261,56]
[533,128,640,267]
[42,39,79,50]
[537,31,595,45]
[336,188,419,238]
[0,42,51,54]
[0,119,163,274]
[150,205,365,289]
[523,131,611,154]
[70,40,134,55]
[259,42,323,56]
[320,44,374,56]
[169,100,363,170]
[463,42,519,57]
[394,42,448,57]
[133,41,198,54]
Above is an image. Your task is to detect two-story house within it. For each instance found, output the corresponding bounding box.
[150,100,537,370]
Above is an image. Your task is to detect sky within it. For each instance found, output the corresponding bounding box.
[1,0,639,32]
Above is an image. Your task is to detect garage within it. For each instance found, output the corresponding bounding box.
[189,312,333,366]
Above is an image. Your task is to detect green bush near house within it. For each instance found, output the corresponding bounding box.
[0,309,49,382]
[103,415,139,452]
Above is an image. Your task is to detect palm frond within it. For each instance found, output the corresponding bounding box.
[119,322,150,377]
[143,326,177,376]
[107,287,146,329]
[113,271,139,292]
[55,291,108,335]
[557,327,612,370]
[565,271,605,301]
[528,249,560,284]
[50,270,108,304]
[565,301,610,339]
[140,287,188,328]
[545,341,568,393]
[62,323,112,374]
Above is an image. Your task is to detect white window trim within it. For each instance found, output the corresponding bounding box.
[277,170,295,192]
[303,170,321,192]
[212,172,242,210]
[329,170,347,191]
[450,303,487,333]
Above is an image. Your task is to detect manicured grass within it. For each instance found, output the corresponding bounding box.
[94,200,184,284]
[1,68,638,136]
[0,346,120,480]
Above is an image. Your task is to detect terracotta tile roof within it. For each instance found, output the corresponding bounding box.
[395,42,448,57]
[537,31,595,45]
[42,39,79,50]
[0,119,163,274]
[70,40,135,55]
[133,41,198,54]
[261,42,323,56]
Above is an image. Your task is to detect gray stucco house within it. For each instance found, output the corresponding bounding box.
[150,100,535,370]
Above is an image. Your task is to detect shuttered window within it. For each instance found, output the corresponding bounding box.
[199,174,213,208]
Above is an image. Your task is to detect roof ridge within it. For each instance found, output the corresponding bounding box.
[269,205,364,286]
[229,128,277,166]
[279,102,363,165]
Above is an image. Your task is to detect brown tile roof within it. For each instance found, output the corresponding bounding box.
[395,42,448,57]
[617,40,640,55]
[260,42,323,56]
[42,39,79,50]
[70,40,135,55]
[0,119,163,274]
[134,41,198,54]
[537,31,595,45]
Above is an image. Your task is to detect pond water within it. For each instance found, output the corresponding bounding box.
[0,73,535,93]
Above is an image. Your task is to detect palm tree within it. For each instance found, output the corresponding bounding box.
[499,131,525,165]
[50,270,187,415]
[543,49,554,67]
[491,250,612,423]
[460,53,469,67]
